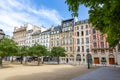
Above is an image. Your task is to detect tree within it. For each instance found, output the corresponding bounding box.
[51,46,66,64]
[17,46,29,64]
[0,38,18,66]
[65,0,120,49]
[28,43,48,65]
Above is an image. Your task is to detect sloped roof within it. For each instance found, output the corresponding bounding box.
[0,29,5,35]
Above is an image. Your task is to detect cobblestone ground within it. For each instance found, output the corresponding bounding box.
[72,66,120,80]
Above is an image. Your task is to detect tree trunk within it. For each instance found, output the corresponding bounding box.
[0,56,2,67]
[41,56,44,64]
[20,56,23,64]
[11,56,13,63]
[37,57,40,66]
[25,56,27,64]
[57,56,60,64]
[42,56,44,64]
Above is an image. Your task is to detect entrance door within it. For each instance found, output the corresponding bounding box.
[109,58,115,64]
[94,57,100,64]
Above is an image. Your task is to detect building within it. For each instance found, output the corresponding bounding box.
[49,25,62,50]
[13,23,46,46]
[32,29,51,50]
[74,20,92,65]
[73,20,117,65]
[13,25,27,46]
[91,29,117,65]
[12,19,118,65]
[40,30,51,50]
[60,19,74,64]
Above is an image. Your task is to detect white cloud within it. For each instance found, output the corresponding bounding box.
[0,0,63,36]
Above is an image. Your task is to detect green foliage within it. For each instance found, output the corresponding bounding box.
[28,43,48,57]
[51,46,66,57]
[17,46,29,56]
[0,38,18,56]
[66,0,120,48]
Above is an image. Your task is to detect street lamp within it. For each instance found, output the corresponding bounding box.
[86,48,92,69]
[0,29,5,67]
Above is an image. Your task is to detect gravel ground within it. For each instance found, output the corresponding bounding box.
[0,63,97,80]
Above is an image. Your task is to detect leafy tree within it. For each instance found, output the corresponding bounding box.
[65,0,120,48]
[28,43,48,65]
[0,38,18,66]
[17,46,29,64]
[51,46,66,64]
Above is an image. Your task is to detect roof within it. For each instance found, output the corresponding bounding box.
[32,30,41,36]
[41,29,51,35]
[50,25,62,34]
[0,29,5,35]
[62,18,74,23]
[75,19,88,25]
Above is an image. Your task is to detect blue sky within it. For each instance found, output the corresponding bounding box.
[0,0,89,36]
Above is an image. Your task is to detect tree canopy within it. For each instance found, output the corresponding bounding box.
[28,43,48,65]
[65,0,120,49]
[28,43,48,57]
[51,46,66,64]
[51,46,66,57]
[17,46,29,56]
[0,38,18,56]
[0,38,18,66]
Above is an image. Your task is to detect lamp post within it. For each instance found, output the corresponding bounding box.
[0,29,5,67]
[86,48,91,69]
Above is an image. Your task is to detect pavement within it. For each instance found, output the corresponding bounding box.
[72,66,120,80]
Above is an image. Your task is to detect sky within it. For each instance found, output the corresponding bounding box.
[0,0,89,36]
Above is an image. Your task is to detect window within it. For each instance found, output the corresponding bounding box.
[101,42,104,48]
[101,50,105,53]
[77,26,79,30]
[57,41,59,45]
[93,29,96,34]
[94,43,97,48]
[70,33,72,37]
[81,26,83,29]
[66,40,68,45]
[86,25,88,29]
[37,39,39,42]
[109,50,113,53]
[93,35,96,42]
[86,45,89,51]
[101,57,106,62]
[81,31,84,36]
[77,39,80,44]
[82,46,84,52]
[77,46,80,52]
[70,39,72,44]
[86,30,88,35]
[70,47,72,51]
[32,40,34,43]
[81,38,84,44]
[77,32,79,37]
[66,47,68,51]
[86,37,89,43]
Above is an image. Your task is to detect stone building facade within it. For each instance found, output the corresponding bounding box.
[12,19,118,65]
